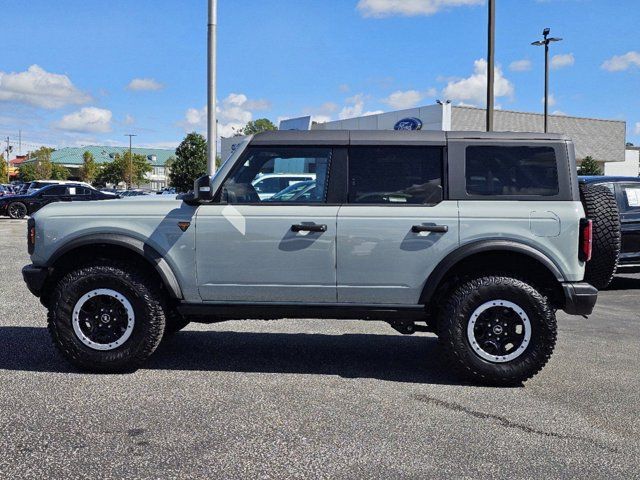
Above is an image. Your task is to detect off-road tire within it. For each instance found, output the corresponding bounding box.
[164,309,190,336]
[48,260,166,372]
[7,201,27,219]
[579,183,621,289]
[439,276,557,386]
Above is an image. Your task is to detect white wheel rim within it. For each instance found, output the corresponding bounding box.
[467,300,532,363]
[72,288,135,351]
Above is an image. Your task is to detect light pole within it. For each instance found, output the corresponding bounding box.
[486,0,495,132]
[125,134,137,188]
[207,0,218,176]
[532,28,562,133]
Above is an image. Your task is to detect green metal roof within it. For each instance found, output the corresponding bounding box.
[25,146,175,167]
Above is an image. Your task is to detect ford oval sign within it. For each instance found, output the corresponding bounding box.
[394,117,423,131]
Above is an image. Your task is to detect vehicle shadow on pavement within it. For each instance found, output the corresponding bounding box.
[0,327,470,385]
[603,275,640,291]
[149,330,469,385]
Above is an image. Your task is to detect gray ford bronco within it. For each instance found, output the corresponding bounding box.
[23,130,607,385]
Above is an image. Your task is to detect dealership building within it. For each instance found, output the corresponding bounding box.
[221,103,637,177]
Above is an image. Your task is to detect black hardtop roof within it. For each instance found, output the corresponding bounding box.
[250,130,569,146]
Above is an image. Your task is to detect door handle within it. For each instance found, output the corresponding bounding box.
[291,224,327,233]
[412,224,449,233]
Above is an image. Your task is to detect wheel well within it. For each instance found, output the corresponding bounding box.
[426,251,565,312]
[42,244,171,307]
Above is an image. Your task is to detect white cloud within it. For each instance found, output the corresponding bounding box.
[542,94,557,107]
[357,0,484,17]
[338,94,382,119]
[551,53,575,69]
[442,59,514,107]
[634,122,640,136]
[602,51,640,72]
[509,59,532,72]
[383,89,436,109]
[54,107,113,133]
[126,78,164,91]
[123,114,135,125]
[182,93,270,137]
[0,64,90,109]
[552,110,567,116]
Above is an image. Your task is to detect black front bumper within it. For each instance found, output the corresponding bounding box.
[562,282,598,316]
[22,264,48,297]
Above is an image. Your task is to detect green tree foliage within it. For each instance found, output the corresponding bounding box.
[50,163,70,180]
[0,155,8,182]
[34,159,52,180]
[28,146,55,161]
[96,151,152,188]
[168,132,208,192]
[578,156,602,176]
[240,118,277,136]
[18,163,37,182]
[79,151,99,184]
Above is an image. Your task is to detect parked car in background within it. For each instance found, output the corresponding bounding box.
[0,185,12,196]
[26,180,93,195]
[119,189,153,197]
[0,183,118,219]
[157,187,176,195]
[252,173,316,200]
[580,176,640,272]
[266,180,317,202]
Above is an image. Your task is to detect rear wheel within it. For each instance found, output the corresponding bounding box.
[8,202,27,219]
[48,260,166,372]
[439,276,557,386]
[579,183,621,289]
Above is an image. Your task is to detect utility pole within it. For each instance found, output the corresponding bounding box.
[532,28,562,133]
[18,130,22,155]
[125,134,137,188]
[486,0,495,132]
[4,137,10,183]
[207,0,218,175]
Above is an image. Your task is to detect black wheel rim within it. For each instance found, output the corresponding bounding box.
[467,300,531,363]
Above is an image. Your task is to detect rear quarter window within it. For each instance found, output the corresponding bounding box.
[465,146,559,196]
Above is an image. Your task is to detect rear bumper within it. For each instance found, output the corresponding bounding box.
[562,282,598,316]
[22,264,48,298]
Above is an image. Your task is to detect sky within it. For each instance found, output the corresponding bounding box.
[1,0,639,154]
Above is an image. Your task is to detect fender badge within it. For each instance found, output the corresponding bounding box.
[177,221,191,232]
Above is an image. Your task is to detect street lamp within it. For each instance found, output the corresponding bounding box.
[532,28,562,133]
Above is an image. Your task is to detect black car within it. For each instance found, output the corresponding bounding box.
[580,176,640,270]
[0,183,118,219]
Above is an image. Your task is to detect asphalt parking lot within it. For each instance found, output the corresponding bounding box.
[0,218,638,479]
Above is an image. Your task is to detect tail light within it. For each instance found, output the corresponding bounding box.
[579,218,593,262]
[27,218,36,255]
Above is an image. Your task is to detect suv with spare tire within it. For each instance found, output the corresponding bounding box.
[22,130,613,385]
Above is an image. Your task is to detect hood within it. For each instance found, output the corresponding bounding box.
[33,195,185,220]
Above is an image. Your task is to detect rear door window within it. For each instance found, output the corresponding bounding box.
[465,146,559,196]
[347,146,443,205]
[622,184,640,210]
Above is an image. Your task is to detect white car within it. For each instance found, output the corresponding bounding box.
[252,173,316,200]
[27,180,93,195]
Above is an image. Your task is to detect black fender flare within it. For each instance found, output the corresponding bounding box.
[419,240,565,305]
[46,233,183,299]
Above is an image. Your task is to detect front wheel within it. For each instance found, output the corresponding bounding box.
[8,202,27,219]
[48,261,166,372]
[438,276,557,386]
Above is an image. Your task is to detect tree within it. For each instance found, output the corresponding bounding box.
[578,156,602,176]
[18,163,37,182]
[0,155,8,183]
[34,158,52,180]
[79,151,99,184]
[50,163,69,180]
[240,118,277,136]
[168,132,208,192]
[96,151,151,188]
[28,146,55,161]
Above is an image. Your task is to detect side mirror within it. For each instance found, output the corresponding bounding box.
[192,175,214,202]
